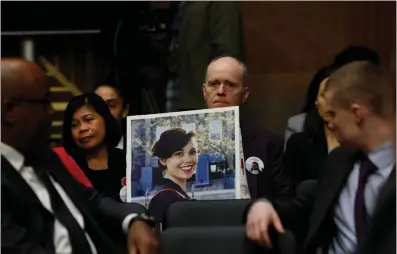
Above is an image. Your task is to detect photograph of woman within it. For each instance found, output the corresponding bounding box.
[148,127,198,229]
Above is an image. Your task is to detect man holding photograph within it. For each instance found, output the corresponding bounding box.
[202,56,291,200]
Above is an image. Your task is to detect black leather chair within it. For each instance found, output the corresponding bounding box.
[160,226,270,254]
[163,199,252,229]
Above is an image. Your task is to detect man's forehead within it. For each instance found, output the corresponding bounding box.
[207,64,244,81]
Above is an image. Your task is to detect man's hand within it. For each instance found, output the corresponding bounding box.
[128,220,159,254]
[246,200,285,248]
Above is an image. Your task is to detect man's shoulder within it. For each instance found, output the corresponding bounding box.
[242,124,283,146]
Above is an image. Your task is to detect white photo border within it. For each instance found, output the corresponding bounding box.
[125,106,241,202]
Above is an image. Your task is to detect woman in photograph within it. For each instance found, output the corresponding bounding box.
[148,127,198,230]
[59,93,126,202]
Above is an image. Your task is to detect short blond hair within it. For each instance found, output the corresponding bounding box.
[325,61,393,118]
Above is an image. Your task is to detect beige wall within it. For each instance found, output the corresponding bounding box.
[240,1,396,136]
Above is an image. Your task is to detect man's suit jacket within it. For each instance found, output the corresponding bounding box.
[284,132,328,188]
[241,124,291,200]
[177,1,245,110]
[274,148,396,254]
[1,146,143,254]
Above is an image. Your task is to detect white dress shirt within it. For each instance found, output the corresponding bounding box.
[329,142,395,254]
[116,136,124,150]
[1,142,138,254]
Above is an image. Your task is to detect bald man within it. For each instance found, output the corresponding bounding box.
[202,56,291,200]
[1,58,158,254]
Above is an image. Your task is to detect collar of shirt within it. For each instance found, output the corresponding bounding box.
[1,141,25,171]
[116,136,124,150]
[368,141,395,178]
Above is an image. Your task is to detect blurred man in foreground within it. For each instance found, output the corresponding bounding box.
[1,58,158,254]
[246,61,395,254]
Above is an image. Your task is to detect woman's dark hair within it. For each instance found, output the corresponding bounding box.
[94,80,130,107]
[330,45,381,72]
[61,93,122,157]
[301,67,330,113]
[152,127,196,159]
[302,46,381,147]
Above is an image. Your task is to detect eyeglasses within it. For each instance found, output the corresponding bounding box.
[205,82,241,92]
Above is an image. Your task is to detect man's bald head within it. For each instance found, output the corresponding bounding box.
[205,56,248,85]
[1,58,48,101]
[203,56,250,108]
[1,58,53,153]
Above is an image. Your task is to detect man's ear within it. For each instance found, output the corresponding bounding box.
[351,103,365,125]
[202,84,208,102]
[159,158,167,167]
[122,104,130,118]
[242,87,250,104]
[2,100,18,124]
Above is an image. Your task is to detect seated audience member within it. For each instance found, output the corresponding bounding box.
[284,68,327,146]
[247,61,395,254]
[148,128,197,231]
[284,45,381,144]
[1,58,158,254]
[94,81,130,150]
[285,46,381,188]
[202,56,290,200]
[60,93,126,202]
[284,67,339,189]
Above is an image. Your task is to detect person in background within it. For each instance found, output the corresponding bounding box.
[61,93,126,202]
[94,81,130,150]
[1,58,158,254]
[284,45,381,144]
[178,1,245,110]
[148,128,197,231]
[247,61,395,254]
[284,68,328,145]
[202,56,290,200]
[284,67,339,189]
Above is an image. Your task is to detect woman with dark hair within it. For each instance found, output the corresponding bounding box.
[58,93,126,201]
[284,68,329,144]
[147,127,198,230]
[94,80,130,150]
[284,67,340,188]
[284,45,381,144]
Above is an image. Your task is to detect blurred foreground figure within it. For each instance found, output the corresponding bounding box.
[246,61,395,254]
[1,58,158,254]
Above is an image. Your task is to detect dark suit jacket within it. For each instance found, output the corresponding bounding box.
[177,1,245,110]
[241,124,291,200]
[272,148,395,254]
[1,146,143,254]
[284,132,328,189]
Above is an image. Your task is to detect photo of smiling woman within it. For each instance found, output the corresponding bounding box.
[61,93,126,202]
[148,128,198,229]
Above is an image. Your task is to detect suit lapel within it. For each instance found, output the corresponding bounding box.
[372,166,396,219]
[305,148,356,248]
[40,149,118,253]
[1,156,42,207]
[356,167,396,254]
